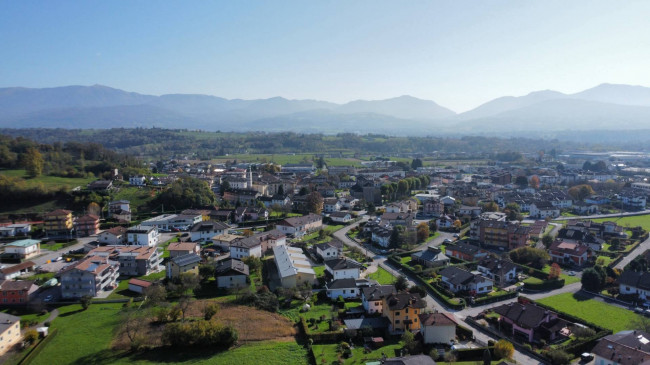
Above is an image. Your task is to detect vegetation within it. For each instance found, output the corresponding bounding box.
[366,267,396,285]
[537,292,643,332]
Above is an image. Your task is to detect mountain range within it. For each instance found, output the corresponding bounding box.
[2,83,650,135]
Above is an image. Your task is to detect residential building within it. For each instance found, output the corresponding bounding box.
[382,292,427,333]
[87,180,113,191]
[60,256,119,298]
[129,175,146,186]
[325,258,364,280]
[276,213,323,238]
[619,271,650,300]
[493,302,570,343]
[44,209,74,238]
[0,224,31,238]
[215,259,249,289]
[325,278,371,300]
[476,257,518,287]
[108,200,131,221]
[0,312,21,356]
[166,253,202,279]
[113,246,162,277]
[189,221,229,242]
[4,239,40,259]
[529,201,560,219]
[361,285,397,314]
[0,261,35,280]
[98,226,128,246]
[591,330,650,365]
[230,236,263,259]
[126,225,159,247]
[548,241,590,266]
[141,214,202,231]
[445,242,489,261]
[380,212,414,227]
[476,219,531,250]
[420,312,458,344]
[315,240,343,261]
[0,280,39,305]
[439,266,493,294]
[75,214,100,237]
[273,245,316,288]
[167,241,200,258]
[343,317,390,338]
[329,212,353,224]
[410,247,450,268]
[323,198,341,213]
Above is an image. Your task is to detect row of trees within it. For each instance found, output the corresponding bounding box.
[381,175,431,202]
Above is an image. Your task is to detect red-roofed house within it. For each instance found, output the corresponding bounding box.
[548,240,590,266]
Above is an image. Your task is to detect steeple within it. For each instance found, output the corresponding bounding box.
[248,166,253,188]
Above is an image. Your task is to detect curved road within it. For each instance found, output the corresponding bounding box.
[333,218,581,365]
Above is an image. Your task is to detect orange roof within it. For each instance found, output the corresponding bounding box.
[128,278,153,288]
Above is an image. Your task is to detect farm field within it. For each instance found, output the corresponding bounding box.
[536,292,642,333]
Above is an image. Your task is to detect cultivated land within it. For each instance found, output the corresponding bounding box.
[536,292,643,333]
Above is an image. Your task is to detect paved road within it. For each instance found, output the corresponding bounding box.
[334,219,586,365]
[615,235,650,270]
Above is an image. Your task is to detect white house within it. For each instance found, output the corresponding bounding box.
[98,226,128,246]
[325,278,371,300]
[189,221,229,242]
[315,241,343,260]
[325,258,364,280]
[329,212,352,224]
[361,285,397,314]
[129,175,147,186]
[529,201,560,219]
[439,266,493,294]
[323,198,341,213]
[126,225,159,247]
[276,214,323,238]
[619,270,650,300]
[4,239,40,259]
[141,214,202,231]
[214,259,249,289]
[420,312,458,344]
[230,236,263,259]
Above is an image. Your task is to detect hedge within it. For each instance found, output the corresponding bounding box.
[298,317,346,344]
[18,328,59,365]
[387,255,464,310]
[453,346,496,361]
[471,291,518,306]
[456,323,474,341]
[523,278,565,291]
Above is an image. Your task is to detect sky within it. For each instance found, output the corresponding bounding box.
[1,1,650,112]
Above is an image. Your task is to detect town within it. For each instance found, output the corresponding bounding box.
[2,138,650,365]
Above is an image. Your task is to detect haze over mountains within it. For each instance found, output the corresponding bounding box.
[2,83,650,136]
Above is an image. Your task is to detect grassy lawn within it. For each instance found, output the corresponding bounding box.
[366,267,396,285]
[0,169,95,190]
[313,340,404,365]
[313,265,326,278]
[30,303,123,365]
[41,240,77,251]
[541,265,580,284]
[110,186,155,213]
[120,340,309,365]
[536,292,643,333]
[592,215,650,231]
[595,256,614,266]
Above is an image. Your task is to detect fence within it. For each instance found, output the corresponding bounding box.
[18,328,59,365]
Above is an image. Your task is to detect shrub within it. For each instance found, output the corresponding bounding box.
[545,349,571,365]
[24,329,39,344]
[155,307,170,323]
[169,305,183,322]
[161,320,238,349]
[203,303,219,320]
[494,339,514,359]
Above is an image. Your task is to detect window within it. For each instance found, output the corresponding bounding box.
[405,308,409,313]
[395,320,400,324]
[395,312,400,316]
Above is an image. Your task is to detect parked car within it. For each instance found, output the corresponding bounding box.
[580,353,594,361]
[635,307,645,314]
[568,271,576,276]
[443,239,453,244]
[44,295,54,302]
[453,233,460,238]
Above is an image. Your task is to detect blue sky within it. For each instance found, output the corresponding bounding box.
[1,1,649,112]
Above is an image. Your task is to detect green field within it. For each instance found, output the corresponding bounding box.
[366,267,396,285]
[29,302,308,365]
[540,265,580,284]
[0,169,95,190]
[312,340,404,365]
[536,292,643,333]
[110,186,156,213]
[592,214,650,231]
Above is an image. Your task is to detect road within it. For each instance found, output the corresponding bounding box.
[615,235,650,269]
[333,218,577,365]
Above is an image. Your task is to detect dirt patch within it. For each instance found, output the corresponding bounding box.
[112,300,296,350]
[185,301,296,341]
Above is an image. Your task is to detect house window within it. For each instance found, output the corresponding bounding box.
[395,312,400,316]
[405,308,409,313]
[395,320,400,324]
